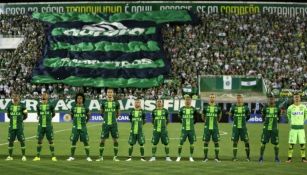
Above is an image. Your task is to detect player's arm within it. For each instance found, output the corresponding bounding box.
[85,107,90,123]
[129,109,133,123]
[193,108,198,124]
[229,105,234,120]
[151,110,155,125]
[100,101,105,118]
[115,101,120,119]
[286,106,292,123]
[178,108,183,123]
[6,104,11,119]
[245,105,251,121]
[202,106,206,122]
[22,104,28,120]
[36,104,40,120]
[261,106,266,123]
[218,106,222,122]
[50,104,56,118]
[165,109,169,125]
[142,110,146,125]
[70,106,74,119]
[277,106,282,122]
[304,106,307,121]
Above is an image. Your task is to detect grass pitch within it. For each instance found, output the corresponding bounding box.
[0,122,306,175]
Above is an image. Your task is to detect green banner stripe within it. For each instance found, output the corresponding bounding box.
[51,27,156,36]
[51,41,160,52]
[32,12,105,23]
[109,10,192,24]
[32,75,164,88]
[32,10,191,24]
[44,57,165,69]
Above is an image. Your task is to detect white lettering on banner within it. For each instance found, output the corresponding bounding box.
[54,100,68,111]
[59,58,154,68]
[27,7,38,13]
[5,6,64,14]
[160,5,192,11]
[263,6,307,17]
[173,100,180,111]
[118,115,130,121]
[0,7,4,14]
[248,115,262,123]
[196,5,218,13]
[131,5,152,12]
[89,100,100,111]
[118,100,125,111]
[196,6,207,12]
[26,99,38,111]
[144,100,155,111]
[164,100,173,111]
[0,99,200,112]
[41,6,64,13]
[0,99,11,110]
[125,99,135,110]
[62,27,147,37]
[91,115,103,121]
[89,114,130,122]
[5,7,26,14]
[66,100,74,110]
[180,100,185,109]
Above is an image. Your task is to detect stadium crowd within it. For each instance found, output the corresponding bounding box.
[0,12,306,100]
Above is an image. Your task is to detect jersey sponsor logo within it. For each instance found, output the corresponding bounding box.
[291,111,304,115]
[10,112,21,116]
[104,108,116,112]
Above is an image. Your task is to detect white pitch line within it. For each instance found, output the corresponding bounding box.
[0,127,228,145]
[168,131,228,140]
[0,124,101,146]
[117,131,228,141]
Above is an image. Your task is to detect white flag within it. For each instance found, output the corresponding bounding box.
[241,80,257,86]
[223,76,232,90]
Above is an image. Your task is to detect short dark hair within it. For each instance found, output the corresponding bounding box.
[75,92,85,102]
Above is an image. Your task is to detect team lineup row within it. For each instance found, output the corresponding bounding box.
[4,89,307,163]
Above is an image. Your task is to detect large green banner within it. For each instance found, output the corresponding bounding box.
[0,98,202,113]
[272,88,307,99]
[1,2,307,17]
[31,10,194,88]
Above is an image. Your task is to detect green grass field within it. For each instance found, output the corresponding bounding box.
[0,122,306,175]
